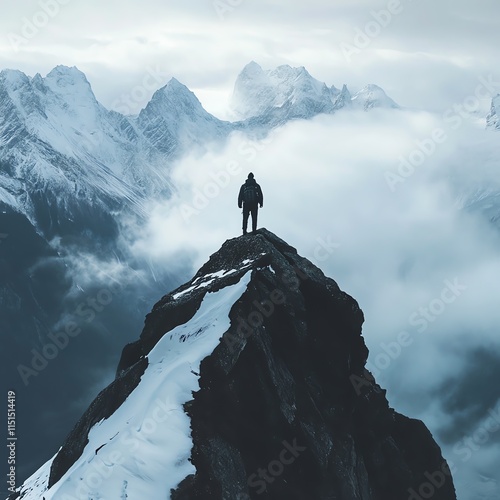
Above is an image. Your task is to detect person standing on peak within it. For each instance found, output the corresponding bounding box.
[238,173,263,235]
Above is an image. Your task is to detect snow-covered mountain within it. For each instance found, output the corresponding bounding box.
[0,66,235,236]
[230,61,399,126]
[12,229,457,500]
[351,83,399,110]
[137,77,231,154]
[230,61,341,121]
[487,94,500,130]
[0,62,401,238]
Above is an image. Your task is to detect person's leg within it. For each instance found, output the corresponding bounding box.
[242,205,250,234]
[251,205,258,232]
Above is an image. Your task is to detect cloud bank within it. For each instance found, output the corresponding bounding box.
[133,108,500,499]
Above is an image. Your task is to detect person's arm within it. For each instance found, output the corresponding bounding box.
[238,185,244,208]
[258,185,263,207]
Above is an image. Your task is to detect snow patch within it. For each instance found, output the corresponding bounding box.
[19,271,252,500]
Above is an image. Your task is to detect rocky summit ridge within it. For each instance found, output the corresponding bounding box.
[12,229,456,500]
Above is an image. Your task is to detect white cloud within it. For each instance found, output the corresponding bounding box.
[131,107,500,498]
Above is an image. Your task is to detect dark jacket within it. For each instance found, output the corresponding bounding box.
[238,178,263,208]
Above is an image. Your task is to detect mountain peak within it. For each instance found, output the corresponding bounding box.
[231,61,336,121]
[164,76,185,89]
[45,65,90,87]
[0,68,30,89]
[137,75,230,156]
[230,62,398,124]
[352,84,399,110]
[152,76,199,103]
[17,228,456,500]
[47,64,86,77]
[43,65,97,107]
[240,60,264,75]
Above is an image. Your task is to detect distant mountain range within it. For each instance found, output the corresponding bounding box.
[0,61,402,236]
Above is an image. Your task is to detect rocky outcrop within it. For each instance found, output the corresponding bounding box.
[28,229,455,499]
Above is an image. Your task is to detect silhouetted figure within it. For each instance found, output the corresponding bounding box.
[238,173,263,235]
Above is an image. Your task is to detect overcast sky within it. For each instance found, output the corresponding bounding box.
[0,0,498,118]
[2,2,500,499]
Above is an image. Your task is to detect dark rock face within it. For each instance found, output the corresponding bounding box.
[48,229,456,499]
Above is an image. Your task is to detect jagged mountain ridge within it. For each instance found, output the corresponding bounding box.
[230,61,399,126]
[0,62,399,238]
[13,229,457,500]
[0,66,233,238]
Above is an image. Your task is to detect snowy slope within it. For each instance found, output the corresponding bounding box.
[0,66,231,231]
[0,67,156,223]
[16,269,252,500]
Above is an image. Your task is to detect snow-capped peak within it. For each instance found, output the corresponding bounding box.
[136,76,231,153]
[44,65,95,100]
[230,62,338,121]
[239,60,264,78]
[230,62,398,123]
[351,84,399,110]
[0,68,30,88]
[153,77,205,112]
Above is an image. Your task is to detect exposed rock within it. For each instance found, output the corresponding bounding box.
[21,229,456,499]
